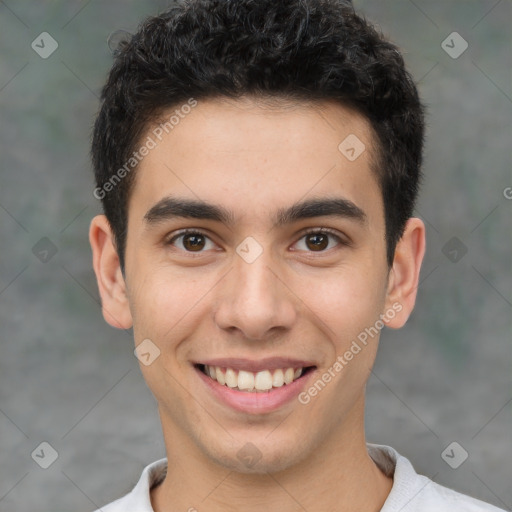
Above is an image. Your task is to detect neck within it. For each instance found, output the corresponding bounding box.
[151,394,393,512]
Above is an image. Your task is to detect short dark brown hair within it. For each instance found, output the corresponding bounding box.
[92,0,425,272]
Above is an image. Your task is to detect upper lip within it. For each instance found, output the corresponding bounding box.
[194,357,317,373]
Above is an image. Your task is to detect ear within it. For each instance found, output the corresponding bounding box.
[89,215,133,329]
[383,217,426,329]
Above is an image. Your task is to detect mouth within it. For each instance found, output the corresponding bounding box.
[192,360,318,414]
[194,363,316,393]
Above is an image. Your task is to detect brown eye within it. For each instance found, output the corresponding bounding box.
[305,232,329,251]
[182,233,206,251]
[167,230,214,252]
[293,228,345,253]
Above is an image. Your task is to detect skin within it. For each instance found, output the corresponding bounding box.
[89,96,425,512]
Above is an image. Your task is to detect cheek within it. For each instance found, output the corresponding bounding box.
[293,264,387,347]
[129,269,197,336]
[128,266,223,355]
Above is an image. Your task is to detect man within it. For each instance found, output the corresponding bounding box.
[89,0,505,510]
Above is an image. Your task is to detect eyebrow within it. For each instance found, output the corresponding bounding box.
[143,195,367,229]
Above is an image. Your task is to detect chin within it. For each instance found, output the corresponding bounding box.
[203,435,310,475]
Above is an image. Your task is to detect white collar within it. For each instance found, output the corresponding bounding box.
[98,443,504,511]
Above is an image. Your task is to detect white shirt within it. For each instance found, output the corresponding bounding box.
[94,443,506,511]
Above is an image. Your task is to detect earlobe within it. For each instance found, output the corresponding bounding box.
[383,217,426,329]
[89,215,133,330]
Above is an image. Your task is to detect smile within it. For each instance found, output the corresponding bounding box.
[197,364,315,392]
[193,361,318,414]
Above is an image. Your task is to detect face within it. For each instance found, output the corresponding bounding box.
[91,96,423,474]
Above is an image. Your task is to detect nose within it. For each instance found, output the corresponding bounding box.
[213,246,297,341]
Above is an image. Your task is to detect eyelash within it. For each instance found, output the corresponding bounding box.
[165,227,349,255]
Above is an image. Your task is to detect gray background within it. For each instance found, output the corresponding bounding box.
[0,0,511,510]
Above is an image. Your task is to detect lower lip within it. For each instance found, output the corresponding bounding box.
[194,365,316,414]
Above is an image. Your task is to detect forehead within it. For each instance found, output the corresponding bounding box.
[128,96,383,230]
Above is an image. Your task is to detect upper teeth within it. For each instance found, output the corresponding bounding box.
[204,365,304,392]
